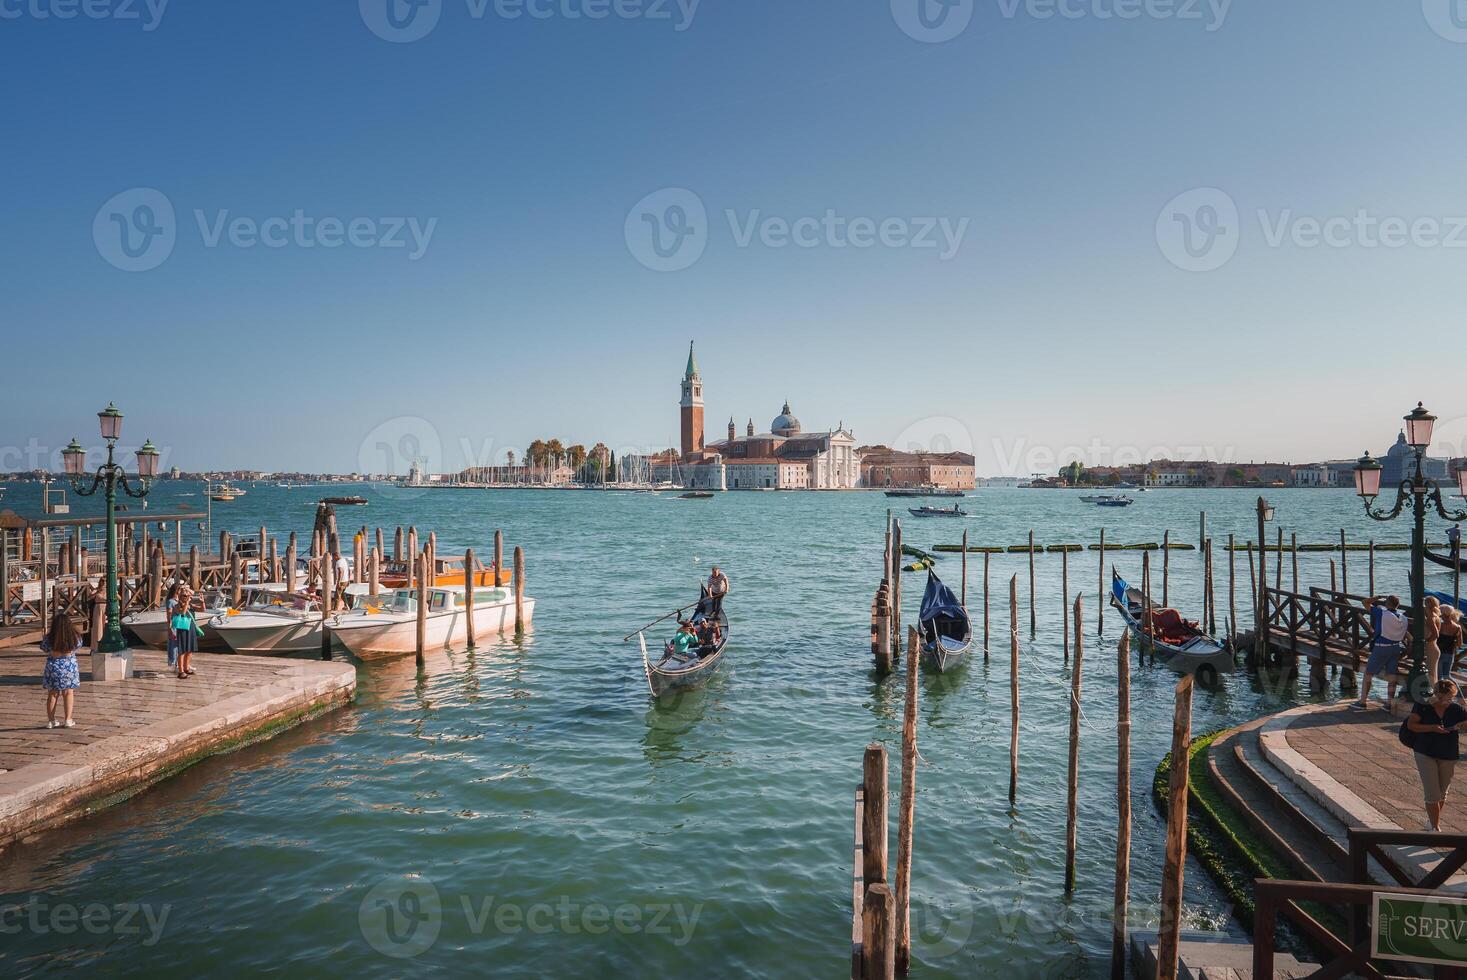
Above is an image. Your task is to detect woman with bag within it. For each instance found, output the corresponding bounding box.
[1405,679,1467,831]
[172,586,202,679]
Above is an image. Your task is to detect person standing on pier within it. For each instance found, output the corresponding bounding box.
[40,614,82,729]
[1424,597,1444,681]
[1404,679,1467,832]
[1352,595,1410,712]
[172,587,201,679]
[1441,606,1464,683]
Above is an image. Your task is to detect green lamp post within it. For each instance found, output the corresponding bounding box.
[1352,403,1467,703]
[60,404,159,654]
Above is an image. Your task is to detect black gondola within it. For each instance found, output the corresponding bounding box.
[918,570,973,672]
[640,586,729,696]
[1426,548,1467,572]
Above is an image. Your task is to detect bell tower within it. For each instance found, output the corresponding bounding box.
[680,341,704,459]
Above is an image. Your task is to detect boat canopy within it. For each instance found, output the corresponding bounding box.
[919,571,965,626]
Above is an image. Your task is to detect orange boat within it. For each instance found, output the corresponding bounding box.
[378,555,510,590]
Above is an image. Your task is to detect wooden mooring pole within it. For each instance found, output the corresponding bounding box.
[1205,539,1216,635]
[286,533,298,594]
[863,884,895,980]
[983,552,991,662]
[1161,530,1169,607]
[1291,533,1299,593]
[513,546,525,638]
[415,550,427,665]
[894,626,919,977]
[494,529,504,587]
[1111,629,1132,980]
[1340,529,1349,594]
[1062,546,1070,665]
[1009,576,1019,804]
[1369,540,1376,596]
[464,548,477,648]
[1097,529,1105,635]
[1028,529,1036,637]
[1141,550,1153,666]
[862,742,889,890]
[960,529,968,607]
[1228,534,1237,650]
[1065,595,1083,893]
[1157,674,1195,980]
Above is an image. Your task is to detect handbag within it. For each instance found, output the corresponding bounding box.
[1399,715,1418,749]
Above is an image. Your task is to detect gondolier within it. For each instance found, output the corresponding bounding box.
[706,566,729,616]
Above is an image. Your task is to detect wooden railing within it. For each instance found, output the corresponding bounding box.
[1253,879,1465,979]
[1262,587,1377,668]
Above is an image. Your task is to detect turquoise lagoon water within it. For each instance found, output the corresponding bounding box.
[0,483,1452,977]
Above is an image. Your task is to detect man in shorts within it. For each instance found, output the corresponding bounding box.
[1352,595,1410,711]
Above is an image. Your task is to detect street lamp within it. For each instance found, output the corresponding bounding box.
[63,404,157,654]
[1353,402,1467,703]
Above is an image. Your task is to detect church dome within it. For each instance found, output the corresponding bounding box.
[771,401,801,437]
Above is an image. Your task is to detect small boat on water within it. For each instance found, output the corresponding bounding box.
[376,554,508,590]
[884,484,965,498]
[1095,496,1134,507]
[1109,570,1232,683]
[639,588,728,697]
[122,584,289,650]
[918,570,973,673]
[1426,547,1467,572]
[321,496,368,506]
[330,583,532,660]
[908,504,967,518]
[679,491,715,499]
[210,584,373,655]
[207,481,245,502]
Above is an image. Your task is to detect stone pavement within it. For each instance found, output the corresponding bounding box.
[0,644,355,848]
[1275,701,1465,835]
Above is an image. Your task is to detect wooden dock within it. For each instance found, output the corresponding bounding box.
[0,644,355,850]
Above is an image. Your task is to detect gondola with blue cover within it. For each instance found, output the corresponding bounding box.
[918,570,973,672]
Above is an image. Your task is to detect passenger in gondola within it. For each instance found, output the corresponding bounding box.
[666,621,699,660]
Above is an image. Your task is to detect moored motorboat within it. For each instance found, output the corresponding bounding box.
[329,584,532,661]
[1109,569,1232,683]
[884,484,965,498]
[122,588,273,650]
[918,570,972,673]
[210,585,372,655]
[1095,496,1134,507]
[640,588,728,697]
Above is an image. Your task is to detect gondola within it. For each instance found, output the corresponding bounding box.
[1426,547,1467,572]
[639,587,729,697]
[1109,569,1232,684]
[918,570,973,673]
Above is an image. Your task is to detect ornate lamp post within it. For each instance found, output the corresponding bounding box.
[1352,402,1467,702]
[61,404,160,654]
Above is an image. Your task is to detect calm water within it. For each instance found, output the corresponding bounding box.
[0,483,1452,977]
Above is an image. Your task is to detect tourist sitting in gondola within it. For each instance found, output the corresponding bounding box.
[665,621,700,660]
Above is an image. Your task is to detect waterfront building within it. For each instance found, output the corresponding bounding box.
[1380,430,1450,486]
[677,345,860,490]
[859,447,976,490]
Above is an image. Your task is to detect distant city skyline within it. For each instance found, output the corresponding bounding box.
[6,4,1467,475]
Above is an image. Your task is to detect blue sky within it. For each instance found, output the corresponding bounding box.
[4,1,1467,476]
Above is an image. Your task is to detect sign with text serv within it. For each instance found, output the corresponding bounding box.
[1373,892,1467,967]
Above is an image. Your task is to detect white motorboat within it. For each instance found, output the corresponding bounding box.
[122,584,289,650]
[329,584,534,661]
[210,584,372,655]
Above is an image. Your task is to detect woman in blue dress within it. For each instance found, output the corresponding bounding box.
[41,614,82,729]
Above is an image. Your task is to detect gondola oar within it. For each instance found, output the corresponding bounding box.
[622,599,702,643]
